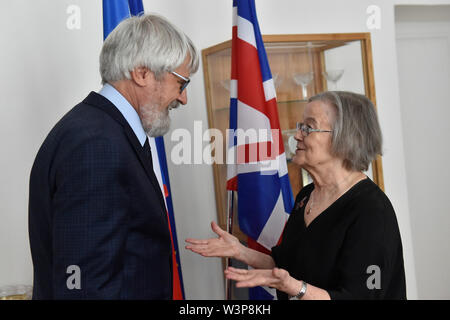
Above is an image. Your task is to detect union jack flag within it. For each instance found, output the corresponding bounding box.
[227,0,294,299]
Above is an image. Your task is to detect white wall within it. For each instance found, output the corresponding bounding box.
[0,0,103,291]
[395,5,450,299]
[2,0,449,299]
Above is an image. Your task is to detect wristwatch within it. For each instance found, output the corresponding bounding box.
[289,281,307,300]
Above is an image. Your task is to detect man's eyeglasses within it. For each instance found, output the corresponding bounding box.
[171,71,190,93]
[296,122,332,137]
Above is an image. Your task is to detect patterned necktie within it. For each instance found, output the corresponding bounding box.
[143,137,153,168]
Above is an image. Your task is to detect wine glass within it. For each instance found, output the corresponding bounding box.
[293,72,314,99]
[282,129,297,160]
[272,73,283,90]
[322,69,344,90]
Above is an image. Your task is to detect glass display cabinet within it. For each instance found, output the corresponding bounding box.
[202,33,384,235]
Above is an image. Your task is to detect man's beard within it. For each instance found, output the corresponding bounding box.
[140,100,180,137]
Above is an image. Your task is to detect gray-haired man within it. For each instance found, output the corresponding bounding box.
[29,14,199,299]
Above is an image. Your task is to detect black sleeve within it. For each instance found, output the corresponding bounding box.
[327,200,402,300]
[271,242,284,269]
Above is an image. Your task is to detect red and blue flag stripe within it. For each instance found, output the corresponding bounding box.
[227,0,294,300]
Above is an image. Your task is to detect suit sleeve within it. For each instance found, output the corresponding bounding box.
[51,136,130,299]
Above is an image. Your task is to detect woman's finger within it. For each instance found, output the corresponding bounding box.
[225,267,248,275]
[211,221,228,237]
[185,238,210,245]
[225,271,250,282]
[185,244,209,251]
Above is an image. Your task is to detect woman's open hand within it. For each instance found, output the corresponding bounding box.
[224,266,297,296]
[185,221,242,259]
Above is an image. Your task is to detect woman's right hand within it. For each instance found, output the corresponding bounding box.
[185,221,242,259]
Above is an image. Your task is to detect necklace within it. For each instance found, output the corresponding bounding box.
[306,192,314,215]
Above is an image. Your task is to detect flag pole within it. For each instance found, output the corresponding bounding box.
[225,189,235,300]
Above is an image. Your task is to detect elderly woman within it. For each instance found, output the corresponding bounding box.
[186,91,406,300]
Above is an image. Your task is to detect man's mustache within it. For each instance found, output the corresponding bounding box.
[168,100,180,110]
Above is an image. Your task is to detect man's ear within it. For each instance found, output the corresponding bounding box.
[130,67,154,87]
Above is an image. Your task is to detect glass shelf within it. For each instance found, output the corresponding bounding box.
[278,99,309,104]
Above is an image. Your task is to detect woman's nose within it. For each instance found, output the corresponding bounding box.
[294,128,303,141]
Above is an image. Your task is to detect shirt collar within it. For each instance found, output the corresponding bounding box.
[98,83,147,147]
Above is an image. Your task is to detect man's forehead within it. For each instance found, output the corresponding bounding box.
[175,55,192,73]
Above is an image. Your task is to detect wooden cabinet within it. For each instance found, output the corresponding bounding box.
[202,33,384,235]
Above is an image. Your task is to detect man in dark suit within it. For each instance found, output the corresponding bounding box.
[28,14,198,299]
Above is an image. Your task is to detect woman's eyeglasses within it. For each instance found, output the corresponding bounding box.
[296,122,332,137]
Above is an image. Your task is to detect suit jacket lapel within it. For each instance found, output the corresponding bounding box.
[83,92,167,213]
[123,129,168,212]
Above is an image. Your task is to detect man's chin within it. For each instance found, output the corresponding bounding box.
[140,103,172,137]
[144,117,171,137]
[147,126,170,137]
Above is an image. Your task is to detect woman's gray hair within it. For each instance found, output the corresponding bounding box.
[308,91,383,171]
[100,14,199,84]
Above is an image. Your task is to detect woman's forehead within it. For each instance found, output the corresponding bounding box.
[304,100,336,124]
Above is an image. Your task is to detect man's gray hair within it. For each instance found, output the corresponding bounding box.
[308,91,383,171]
[100,14,199,84]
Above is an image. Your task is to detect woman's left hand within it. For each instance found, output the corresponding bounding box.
[224,266,298,295]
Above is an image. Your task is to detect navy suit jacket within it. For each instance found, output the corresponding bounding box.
[29,92,173,299]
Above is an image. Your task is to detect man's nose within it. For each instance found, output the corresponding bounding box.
[177,89,188,105]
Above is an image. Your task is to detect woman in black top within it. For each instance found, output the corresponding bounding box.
[186,91,406,300]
